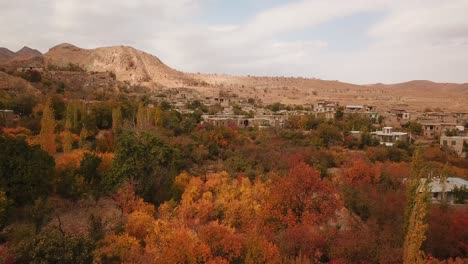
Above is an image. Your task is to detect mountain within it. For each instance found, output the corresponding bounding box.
[45,43,201,87]
[15,46,42,58]
[0,48,15,60]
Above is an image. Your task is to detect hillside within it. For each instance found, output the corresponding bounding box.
[15,46,42,59]
[0,48,15,60]
[0,43,466,111]
[44,43,202,87]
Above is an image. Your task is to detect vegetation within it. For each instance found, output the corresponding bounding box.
[0,97,467,263]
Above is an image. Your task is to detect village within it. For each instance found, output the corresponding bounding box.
[138,88,468,157]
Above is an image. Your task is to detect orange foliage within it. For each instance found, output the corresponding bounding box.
[198,222,244,262]
[94,233,143,264]
[112,181,155,215]
[145,226,212,264]
[126,210,155,241]
[343,159,380,185]
[55,150,88,172]
[1,127,32,138]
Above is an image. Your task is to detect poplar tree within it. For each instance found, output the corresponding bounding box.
[136,103,148,130]
[403,147,431,264]
[40,98,56,155]
[79,127,88,149]
[112,107,122,133]
[62,130,73,153]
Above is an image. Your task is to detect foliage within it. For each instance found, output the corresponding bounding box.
[0,136,54,205]
[39,97,56,155]
[15,229,94,264]
[109,131,179,204]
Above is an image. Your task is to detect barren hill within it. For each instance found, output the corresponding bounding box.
[45,43,202,87]
[0,48,15,60]
[1,43,465,111]
[15,46,42,59]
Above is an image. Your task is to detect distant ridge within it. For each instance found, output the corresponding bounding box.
[15,46,42,58]
[0,47,15,60]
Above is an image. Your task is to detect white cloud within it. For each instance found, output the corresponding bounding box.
[0,0,467,84]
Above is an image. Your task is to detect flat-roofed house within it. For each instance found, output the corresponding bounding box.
[371,127,408,146]
[421,122,457,138]
[440,135,468,158]
[0,110,14,127]
[421,177,468,204]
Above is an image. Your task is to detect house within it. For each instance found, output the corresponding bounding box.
[371,127,408,146]
[201,114,249,128]
[440,135,468,158]
[422,177,468,204]
[422,112,457,124]
[314,100,338,114]
[0,110,14,127]
[421,122,457,138]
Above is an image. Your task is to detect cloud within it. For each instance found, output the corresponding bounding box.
[0,0,467,84]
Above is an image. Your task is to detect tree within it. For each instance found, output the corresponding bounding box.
[0,136,54,205]
[79,127,88,149]
[403,184,430,264]
[112,107,123,133]
[94,233,143,264]
[0,191,12,227]
[62,130,73,153]
[15,229,94,264]
[316,123,342,147]
[403,148,430,264]
[109,131,179,204]
[39,97,56,155]
[136,102,148,130]
[267,162,340,227]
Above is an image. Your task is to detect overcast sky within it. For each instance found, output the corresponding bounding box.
[1,0,468,84]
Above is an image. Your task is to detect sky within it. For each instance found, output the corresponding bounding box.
[1,0,468,84]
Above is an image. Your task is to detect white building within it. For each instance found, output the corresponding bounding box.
[371,127,408,146]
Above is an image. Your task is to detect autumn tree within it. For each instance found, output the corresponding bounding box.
[403,148,431,264]
[112,106,122,133]
[62,130,73,153]
[403,182,430,264]
[40,97,56,155]
[267,162,340,227]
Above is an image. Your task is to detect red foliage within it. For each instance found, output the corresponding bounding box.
[268,162,340,227]
[425,206,468,260]
[342,158,380,185]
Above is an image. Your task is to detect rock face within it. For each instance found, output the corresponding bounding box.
[45,43,198,87]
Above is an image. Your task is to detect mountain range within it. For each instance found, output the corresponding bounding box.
[0,43,467,111]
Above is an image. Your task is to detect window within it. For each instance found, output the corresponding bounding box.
[443,140,448,146]
[452,141,457,146]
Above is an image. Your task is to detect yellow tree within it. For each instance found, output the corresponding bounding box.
[62,130,73,153]
[136,102,148,130]
[112,107,123,133]
[403,147,430,264]
[40,98,56,155]
[403,184,430,264]
[62,110,73,153]
[79,127,88,149]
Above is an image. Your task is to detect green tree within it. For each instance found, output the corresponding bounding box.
[15,229,94,264]
[109,131,179,204]
[0,136,54,205]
